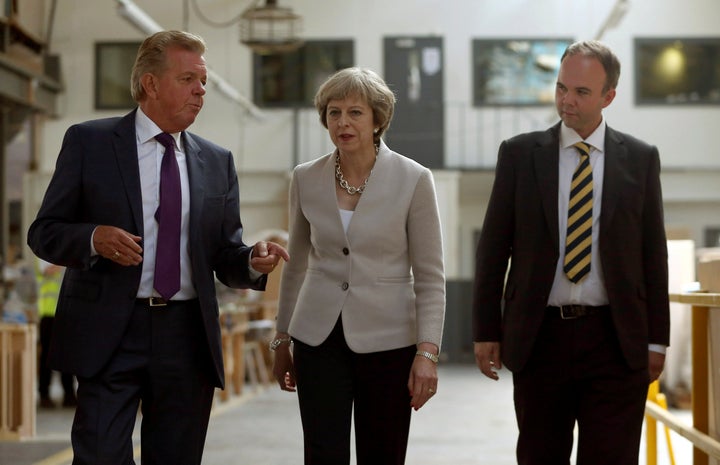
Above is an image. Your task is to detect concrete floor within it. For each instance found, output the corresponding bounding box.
[0,364,693,465]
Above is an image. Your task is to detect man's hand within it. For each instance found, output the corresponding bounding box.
[250,241,290,274]
[648,351,665,383]
[93,225,143,266]
[474,341,502,380]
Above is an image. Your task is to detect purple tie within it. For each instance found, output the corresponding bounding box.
[154,133,181,299]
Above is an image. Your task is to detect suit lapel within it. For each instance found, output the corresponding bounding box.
[533,126,561,251]
[112,110,144,235]
[600,126,626,232]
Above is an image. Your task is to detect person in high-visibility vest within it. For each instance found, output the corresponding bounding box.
[36,258,76,408]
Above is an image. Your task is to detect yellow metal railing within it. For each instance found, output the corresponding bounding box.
[646,380,677,465]
[645,293,720,465]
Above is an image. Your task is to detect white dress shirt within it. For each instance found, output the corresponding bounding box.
[135,108,196,299]
[548,118,665,354]
[547,119,608,307]
[90,108,261,299]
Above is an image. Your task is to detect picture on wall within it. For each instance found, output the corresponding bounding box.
[95,42,141,110]
[472,38,573,106]
[635,37,720,105]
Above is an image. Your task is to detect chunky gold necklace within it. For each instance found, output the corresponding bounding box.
[335,146,378,195]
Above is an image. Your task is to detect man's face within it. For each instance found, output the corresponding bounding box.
[143,47,207,133]
[555,53,615,139]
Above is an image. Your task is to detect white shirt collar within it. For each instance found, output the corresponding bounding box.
[135,107,181,149]
[559,117,606,153]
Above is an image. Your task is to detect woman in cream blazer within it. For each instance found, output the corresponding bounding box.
[271,68,445,465]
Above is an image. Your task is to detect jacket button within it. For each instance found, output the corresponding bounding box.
[341,282,349,291]
[342,247,349,255]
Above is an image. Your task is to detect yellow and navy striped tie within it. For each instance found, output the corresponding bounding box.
[564,141,593,283]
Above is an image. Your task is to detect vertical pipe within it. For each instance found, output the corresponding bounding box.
[0,107,8,298]
[693,304,710,465]
[292,107,299,168]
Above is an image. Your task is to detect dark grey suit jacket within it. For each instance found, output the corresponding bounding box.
[27,110,265,388]
[472,122,670,372]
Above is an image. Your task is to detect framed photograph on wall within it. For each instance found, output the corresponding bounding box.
[95,41,141,110]
[472,38,573,106]
[635,37,720,105]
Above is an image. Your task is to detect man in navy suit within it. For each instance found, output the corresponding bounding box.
[28,30,288,465]
[472,40,670,464]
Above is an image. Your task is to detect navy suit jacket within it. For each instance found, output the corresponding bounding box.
[27,110,265,388]
[472,123,670,372]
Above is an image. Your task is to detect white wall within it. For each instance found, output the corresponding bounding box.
[35,0,720,275]
[41,0,720,172]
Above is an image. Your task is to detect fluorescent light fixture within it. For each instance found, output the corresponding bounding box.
[594,0,630,40]
[117,0,162,35]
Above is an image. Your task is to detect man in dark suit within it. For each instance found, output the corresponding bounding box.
[27,30,288,465]
[472,40,670,465]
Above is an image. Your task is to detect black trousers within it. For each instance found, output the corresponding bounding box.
[293,318,416,465]
[512,309,649,465]
[70,299,215,465]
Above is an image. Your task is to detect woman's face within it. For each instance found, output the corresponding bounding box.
[326,94,377,156]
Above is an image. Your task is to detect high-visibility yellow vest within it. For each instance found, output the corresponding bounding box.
[36,261,63,318]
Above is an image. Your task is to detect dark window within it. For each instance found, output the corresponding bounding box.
[94,42,141,110]
[705,227,720,247]
[252,39,354,108]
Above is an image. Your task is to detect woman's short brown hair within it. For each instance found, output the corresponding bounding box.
[314,67,396,145]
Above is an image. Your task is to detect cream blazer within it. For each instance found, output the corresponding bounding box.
[276,141,446,353]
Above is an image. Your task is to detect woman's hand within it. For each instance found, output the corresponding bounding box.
[271,338,296,392]
[408,343,439,411]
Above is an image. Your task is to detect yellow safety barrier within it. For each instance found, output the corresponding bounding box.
[644,292,720,465]
[646,380,676,465]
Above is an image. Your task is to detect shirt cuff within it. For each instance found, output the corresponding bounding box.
[90,227,98,256]
[648,344,667,354]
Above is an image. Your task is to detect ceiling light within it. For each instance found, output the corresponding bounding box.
[239,0,303,55]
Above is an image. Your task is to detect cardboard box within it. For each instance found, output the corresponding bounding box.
[697,254,720,293]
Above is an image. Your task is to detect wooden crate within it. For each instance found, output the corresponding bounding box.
[0,323,36,440]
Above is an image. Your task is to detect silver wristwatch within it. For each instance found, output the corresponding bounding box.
[415,350,439,364]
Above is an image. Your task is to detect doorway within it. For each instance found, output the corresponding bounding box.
[383,36,444,169]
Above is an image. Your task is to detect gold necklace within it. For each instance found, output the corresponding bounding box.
[335,146,378,195]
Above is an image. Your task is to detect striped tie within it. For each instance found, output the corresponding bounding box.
[564,141,593,283]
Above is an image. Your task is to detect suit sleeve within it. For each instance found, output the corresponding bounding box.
[472,140,515,342]
[211,151,266,291]
[407,168,446,348]
[27,125,97,270]
[643,147,670,346]
[275,168,310,332]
